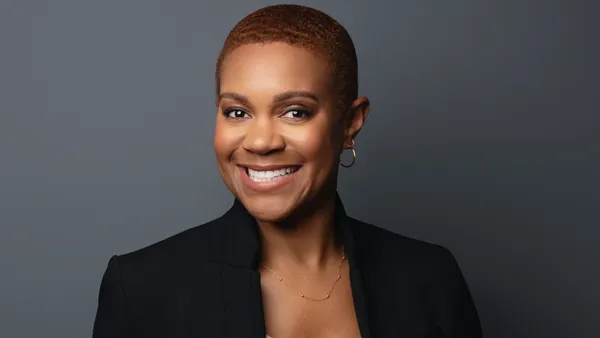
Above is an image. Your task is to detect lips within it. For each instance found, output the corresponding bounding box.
[238,165,301,191]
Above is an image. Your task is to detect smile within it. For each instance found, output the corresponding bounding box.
[238,165,301,192]
[246,167,299,182]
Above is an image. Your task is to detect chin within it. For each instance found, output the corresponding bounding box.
[239,194,298,223]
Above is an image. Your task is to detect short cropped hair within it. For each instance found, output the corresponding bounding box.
[215,4,358,112]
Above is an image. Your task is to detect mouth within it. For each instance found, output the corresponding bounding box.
[237,165,301,191]
[244,166,300,182]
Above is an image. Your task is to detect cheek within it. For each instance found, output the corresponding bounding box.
[286,125,340,163]
[213,120,240,158]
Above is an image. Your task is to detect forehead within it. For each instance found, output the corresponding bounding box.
[220,42,332,98]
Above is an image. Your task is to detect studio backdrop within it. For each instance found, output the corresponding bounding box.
[0,1,597,337]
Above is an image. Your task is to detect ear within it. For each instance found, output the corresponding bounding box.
[344,96,370,147]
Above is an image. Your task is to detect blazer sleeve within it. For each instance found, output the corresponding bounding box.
[93,255,135,338]
[430,247,482,338]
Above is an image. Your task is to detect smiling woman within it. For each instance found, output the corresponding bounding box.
[93,4,482,338]
[214,41,357,223]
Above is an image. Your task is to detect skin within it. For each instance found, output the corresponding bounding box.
[214,42,369,337]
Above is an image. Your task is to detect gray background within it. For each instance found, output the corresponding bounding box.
[1,0,598,337]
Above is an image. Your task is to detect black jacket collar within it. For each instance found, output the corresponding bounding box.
[207,193,371,338]
[210,193,360,271]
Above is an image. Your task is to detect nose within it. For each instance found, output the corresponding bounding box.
[241,117,285,155]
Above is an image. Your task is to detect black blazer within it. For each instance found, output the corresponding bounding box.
[93,196,482,338]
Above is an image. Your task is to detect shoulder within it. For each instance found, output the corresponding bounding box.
[351,219,482,335]
[103,216,228,286]
[349,217,465,283]
[124,217,223,259]
[351,217,457,263]
[93,217,232,335]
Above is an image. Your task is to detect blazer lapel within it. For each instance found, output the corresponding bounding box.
[208,199,266,338]
[349,268,372,338]
[336,197,372,338]
[218,265,266,337]
[208,196,371,338]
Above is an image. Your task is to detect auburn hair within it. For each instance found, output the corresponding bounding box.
[215,4,358,112]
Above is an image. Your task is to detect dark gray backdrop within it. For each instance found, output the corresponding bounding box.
[1,1,598,337]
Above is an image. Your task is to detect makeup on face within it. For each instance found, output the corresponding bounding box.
[213,42,343,221]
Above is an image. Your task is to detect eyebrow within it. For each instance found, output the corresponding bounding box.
[273,91,319,103]
[218,92,251,106]
[218,91,319,105]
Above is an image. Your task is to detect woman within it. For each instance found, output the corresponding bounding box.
[93,4,482,338]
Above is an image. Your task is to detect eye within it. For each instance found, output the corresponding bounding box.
[224,109,250,119]
[281,109,313,120]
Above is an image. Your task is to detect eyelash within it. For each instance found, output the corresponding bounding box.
[223,109,250,119]
[222,108,314,121]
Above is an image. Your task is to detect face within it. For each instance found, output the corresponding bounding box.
[214,42,368,222]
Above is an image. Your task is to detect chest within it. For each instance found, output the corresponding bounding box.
[260,267,361,338]
[131,262,440,338]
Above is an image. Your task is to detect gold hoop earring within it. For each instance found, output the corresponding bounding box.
[340,140,356,168]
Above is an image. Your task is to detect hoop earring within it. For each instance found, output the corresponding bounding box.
[340,140,356,168]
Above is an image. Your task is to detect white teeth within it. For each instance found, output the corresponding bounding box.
[247,167,298,182]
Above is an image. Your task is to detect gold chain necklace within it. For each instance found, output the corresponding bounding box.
[259,248,346,301]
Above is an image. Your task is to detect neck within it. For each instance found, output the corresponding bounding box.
[257,192,342,271]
